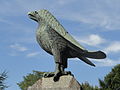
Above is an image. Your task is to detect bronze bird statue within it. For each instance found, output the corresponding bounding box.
[28,9,106,81]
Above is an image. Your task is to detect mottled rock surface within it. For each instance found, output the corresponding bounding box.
[27,75,82,90]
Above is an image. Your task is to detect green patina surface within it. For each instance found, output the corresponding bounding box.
[28,9,106,82]
[30,9,85,50]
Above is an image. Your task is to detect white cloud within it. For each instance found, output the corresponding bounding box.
[1,0,120,30]
[8,52,18,56]
[56,0,120,30]
[61,11,120,30]
[0,0,48,16]
[92,58,120,67]
[26,52,40,57]
[76,34,105,46]
[104,42,120,54]
[10,43,28,52]
[0,18,13,25]
[57,0,76,5]
[72,58,120,67]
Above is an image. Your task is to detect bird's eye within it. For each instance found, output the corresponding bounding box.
[35,11,38,14]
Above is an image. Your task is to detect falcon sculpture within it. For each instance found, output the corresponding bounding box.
[28,9,106,81]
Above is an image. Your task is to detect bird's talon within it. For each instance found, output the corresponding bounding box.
[43,73,48,78]
[62,71,71,75]
[53,72,61,82]
[53,75,59,82]
[43,72,54,78]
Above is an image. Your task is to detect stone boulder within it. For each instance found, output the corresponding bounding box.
[27,75,82,90]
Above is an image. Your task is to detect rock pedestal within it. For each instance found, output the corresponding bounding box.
[27,75,82,90]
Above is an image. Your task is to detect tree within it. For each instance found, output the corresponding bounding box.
[18,71,99,90]
[81,82,99,90]
[18,64,120,90]
[17,71,45,90]
[99,64,120,90]
[0,71,7,90]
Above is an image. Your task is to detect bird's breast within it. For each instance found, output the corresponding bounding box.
[36,24,67,54]
[36,25,53,54]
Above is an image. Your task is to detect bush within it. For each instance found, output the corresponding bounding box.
[99,64,120,90]
[17,71,45,90]
[0,71,8,90]
[81,82,99,90]
[18,64,120,90]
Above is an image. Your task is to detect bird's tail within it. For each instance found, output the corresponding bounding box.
[77,50,106,67]
[81,50,106,59]
[77,56,95,67]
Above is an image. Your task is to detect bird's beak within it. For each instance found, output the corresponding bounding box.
[28,12,34,17]
[27,11,38,22]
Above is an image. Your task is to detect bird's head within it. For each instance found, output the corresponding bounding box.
[28,10,42,23]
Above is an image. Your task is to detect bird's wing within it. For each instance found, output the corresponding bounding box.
[66,37,106,59]
[81,51,106,59]
[38,9,86,50]
[39,10,106,59]
[78,56,95,67]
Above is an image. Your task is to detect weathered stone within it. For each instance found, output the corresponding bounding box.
[27,75,82,90]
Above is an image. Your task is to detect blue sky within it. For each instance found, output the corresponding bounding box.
[0,0,120,90]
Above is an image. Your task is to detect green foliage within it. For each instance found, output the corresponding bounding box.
[99,64,120,90]
[17,71,45,90]
[81,82,99,90]
[0,71,8,90]
[18,64,120,90]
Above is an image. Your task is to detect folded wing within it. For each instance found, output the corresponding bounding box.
[38,10,106,67]
[38,9,86,50]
